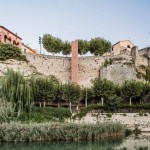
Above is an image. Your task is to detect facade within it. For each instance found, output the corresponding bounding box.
[112,40,134,56]
[0,26,38,54]
[22,43,38,54]
[0,26,22,48]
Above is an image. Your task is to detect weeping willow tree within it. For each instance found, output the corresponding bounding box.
[0,69,33,118]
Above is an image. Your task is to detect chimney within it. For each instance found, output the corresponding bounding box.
[71,40,78,84]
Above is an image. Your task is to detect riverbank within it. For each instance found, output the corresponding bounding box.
[0,122,125,142]
[73,113,150,132]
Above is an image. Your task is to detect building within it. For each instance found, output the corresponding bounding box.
[22,43,38,54]
[0,26,38,54]
[112,40,134,56]
[0,26,22,48]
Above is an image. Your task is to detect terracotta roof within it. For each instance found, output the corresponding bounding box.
[0,26,22,40]
[112,40,134,47]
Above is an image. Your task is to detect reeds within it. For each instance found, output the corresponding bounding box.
[0,122,125,142]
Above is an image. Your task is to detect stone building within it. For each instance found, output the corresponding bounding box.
[112,40,134,56]
[22,43,38,54]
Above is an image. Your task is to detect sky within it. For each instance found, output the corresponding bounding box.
[0,0,150,53]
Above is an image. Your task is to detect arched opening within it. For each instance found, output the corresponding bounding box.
[17,42,19,45]
[8,37,11,43]
[127,45,130,48]
[4,35,7,43]
[13,40,17,45]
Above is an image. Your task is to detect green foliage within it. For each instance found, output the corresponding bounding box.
[81,87,95,101]
[0,69,33,115]
[93,79,116,102]
[105,94,121,111]
[42,34,111,56]
[121,80,144,104]
[31,77,57,102]
[18,107,72,122]
[106,113,112,118]
[62,83,81,103]
[89,37,111,56]
[62,41,71,56]
[103,58,113,67]
[145,66,150,81]
[0,43,27,61]
[136,72,143,78]
[78,39,90,55]
[0,122,125,142]
[42,34,62,54]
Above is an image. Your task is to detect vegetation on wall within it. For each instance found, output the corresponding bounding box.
[0,43,27,61]
[136,65,150,81]
[103,58,113,67]
[42,34,111,56]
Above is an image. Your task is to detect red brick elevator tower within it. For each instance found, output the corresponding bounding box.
[71,40,78,84]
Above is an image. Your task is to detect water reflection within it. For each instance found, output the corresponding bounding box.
[0,134,150,150]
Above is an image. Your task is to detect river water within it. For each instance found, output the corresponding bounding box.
[0,134,150,150]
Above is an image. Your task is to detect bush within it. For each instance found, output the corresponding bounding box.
[0,43,27,61]
[103,58,113,67]
[106,113,112,118]
[18,107,72,123]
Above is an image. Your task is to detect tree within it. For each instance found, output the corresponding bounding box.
[31,77,56,107]
[0,69,33,117]
[42,34,62,54]
[89,38,111,56]
[121,80,143,105]
[62,83,81,113]
[62,41,71,56]
[139,82,150,103]
[93,79,116,106]
[78,39,89,56]
[81,87,95,107]
[54,83,64,107]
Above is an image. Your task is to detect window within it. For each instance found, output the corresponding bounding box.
[127,45,130,48]
[24,49,26,53]
[4,35,7,43]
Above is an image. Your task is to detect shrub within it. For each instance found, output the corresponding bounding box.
[0,43,27,61]
[106,113,112,118]
[103,58,113,67]
[139,112,143,116]
[144,113,148,116]
[18,107,72,123]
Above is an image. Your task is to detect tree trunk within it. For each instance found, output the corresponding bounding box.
[129,97,132,106]
[69,101,72,113]
[43,101,45,107]
[101,97,104,106]
[58,102,60,108]
[39,102,41,107]
[76,104,79,113]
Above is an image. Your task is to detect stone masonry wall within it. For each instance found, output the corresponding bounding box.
[1,47,149,87]
[25,54,71,84]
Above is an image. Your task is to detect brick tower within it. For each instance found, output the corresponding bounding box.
[71,40,78,84]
